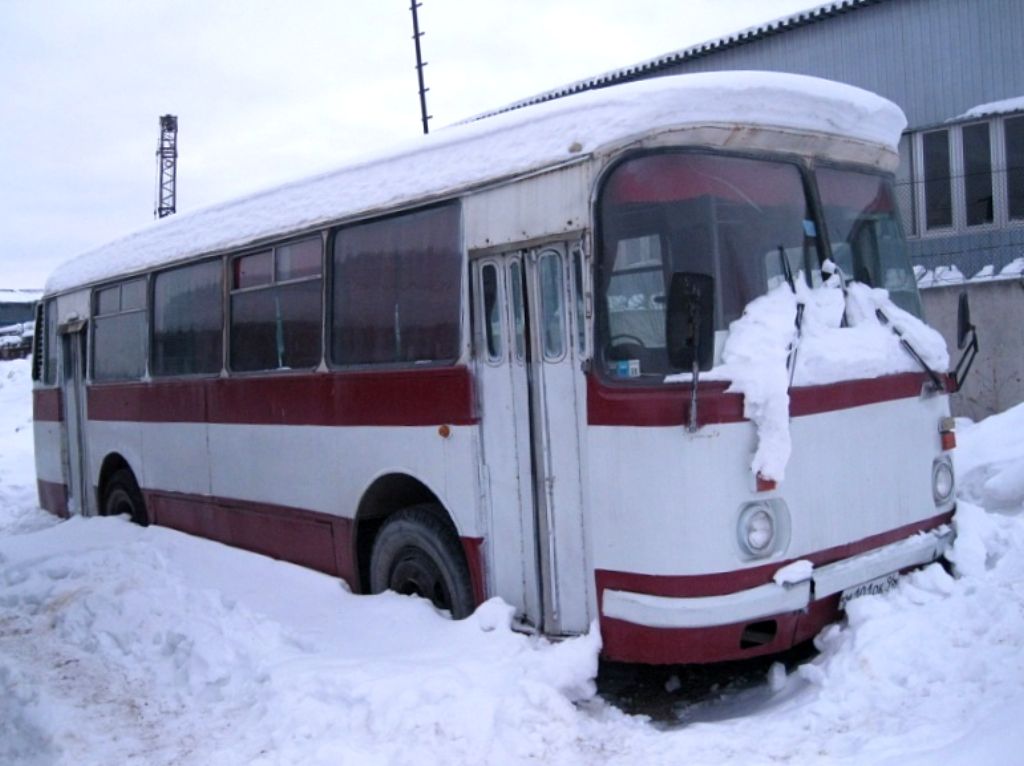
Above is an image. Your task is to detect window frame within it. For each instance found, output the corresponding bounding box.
[907,114,1023,238]
[327,201,464,371]
[90,276,149,383]
[150,256,226,379]
[227,233,325,375]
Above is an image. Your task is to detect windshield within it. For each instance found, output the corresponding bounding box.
[597,152,820,380]
[816,167,922,316]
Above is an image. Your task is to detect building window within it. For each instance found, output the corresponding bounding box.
[92,278,147,381]
[896,134,916,236]
[152,259,224,376]
[330,203,461,366]
[922,130,953,230]
[909,115,1024,236]
[963,122,994,227]
[1006,115,1024,221]
[230,236,322,372]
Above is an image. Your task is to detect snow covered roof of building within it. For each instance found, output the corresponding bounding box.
[466,0,887,121]
[46,70,905,295]
[958,95,1024,120]
[0,289,42,304]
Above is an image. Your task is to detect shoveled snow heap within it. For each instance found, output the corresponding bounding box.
[45,71,905,294]
[669,277,948,481]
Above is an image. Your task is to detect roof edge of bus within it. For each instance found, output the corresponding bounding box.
[45,71,905,296]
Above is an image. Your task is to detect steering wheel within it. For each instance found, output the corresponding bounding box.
[610,333,647,349]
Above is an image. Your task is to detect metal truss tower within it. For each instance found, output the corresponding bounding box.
[155,114,179,219]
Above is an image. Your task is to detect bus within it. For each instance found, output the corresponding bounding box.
[32,72,964,664]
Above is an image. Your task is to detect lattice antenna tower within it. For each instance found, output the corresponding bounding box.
[410,2,431,134]
[155,114,179,218]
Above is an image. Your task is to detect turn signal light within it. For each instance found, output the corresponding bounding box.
[939,417,956,451]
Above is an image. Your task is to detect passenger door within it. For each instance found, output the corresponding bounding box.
[472,243,590,635]
[59,321,92,516]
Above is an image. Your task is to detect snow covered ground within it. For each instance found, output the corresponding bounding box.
[2,355,1024,765]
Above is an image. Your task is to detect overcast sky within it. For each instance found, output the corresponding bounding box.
[1,0,815,288]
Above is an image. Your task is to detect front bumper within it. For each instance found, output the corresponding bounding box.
[602,525,953,630]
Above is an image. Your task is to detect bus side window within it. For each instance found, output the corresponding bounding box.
[43,300,58,385]
[152,259,224,376]
[93,278,148,382]
[230,236,322,372]
[331,203,461,367]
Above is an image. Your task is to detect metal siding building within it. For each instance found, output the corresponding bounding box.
[487,0,1024,277]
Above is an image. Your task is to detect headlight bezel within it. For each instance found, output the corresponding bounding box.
[932,455,955,506]
[736,500,791,560]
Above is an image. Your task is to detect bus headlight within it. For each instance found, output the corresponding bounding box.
[736,501,790,559]
[933,456,955,506]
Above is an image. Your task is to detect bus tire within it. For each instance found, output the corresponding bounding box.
[369,504,475,619]
[102,468,150,527]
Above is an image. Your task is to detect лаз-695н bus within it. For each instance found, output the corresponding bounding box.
[32,72,971,664]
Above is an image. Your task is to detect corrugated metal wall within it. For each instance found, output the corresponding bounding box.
[646,0,1024,277]
[653,0,1024,128]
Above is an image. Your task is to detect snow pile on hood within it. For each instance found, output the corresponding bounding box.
[671,279,949,481]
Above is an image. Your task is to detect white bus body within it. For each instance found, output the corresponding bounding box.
[33,72,955,664]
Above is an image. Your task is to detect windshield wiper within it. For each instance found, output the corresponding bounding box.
[778,246,805,387]
[822,259,944,393]
[874,307,944,393]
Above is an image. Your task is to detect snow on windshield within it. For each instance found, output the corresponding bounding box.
[668,278,949,481]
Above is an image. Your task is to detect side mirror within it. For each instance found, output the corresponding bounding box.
[957,292,973,350]
[666,272,715,371]
[952,291,979,392]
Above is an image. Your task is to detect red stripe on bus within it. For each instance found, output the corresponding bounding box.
[37,480,69,517]
[88,366,477,427]
[587,371,943,427]
[146,489,356,581]
[33,389,63,422]
[596,510,952,663]
[600,593,840,664]
[595,509,953,600]
[142,489,487,608]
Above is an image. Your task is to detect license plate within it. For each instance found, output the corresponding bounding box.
[839,572,900,610]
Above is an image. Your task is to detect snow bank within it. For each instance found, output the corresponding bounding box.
[955,401,1024,511]
[669,279,948,480]
[46,71,904,294]
[0,516,600,765]
[4,352,1024,764]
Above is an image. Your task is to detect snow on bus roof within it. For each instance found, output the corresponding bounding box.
[46,71,905,294]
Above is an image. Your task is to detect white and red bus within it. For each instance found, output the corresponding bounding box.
[33,72,963,664]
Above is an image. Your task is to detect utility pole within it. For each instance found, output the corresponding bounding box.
[155,114,178,218]
[410,2,431,134]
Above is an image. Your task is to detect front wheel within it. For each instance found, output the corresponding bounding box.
[101,468,150,526]
[369,505,476,618]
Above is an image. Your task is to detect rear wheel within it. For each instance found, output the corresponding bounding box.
[369,504,475,618]
[101,468,149,526]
